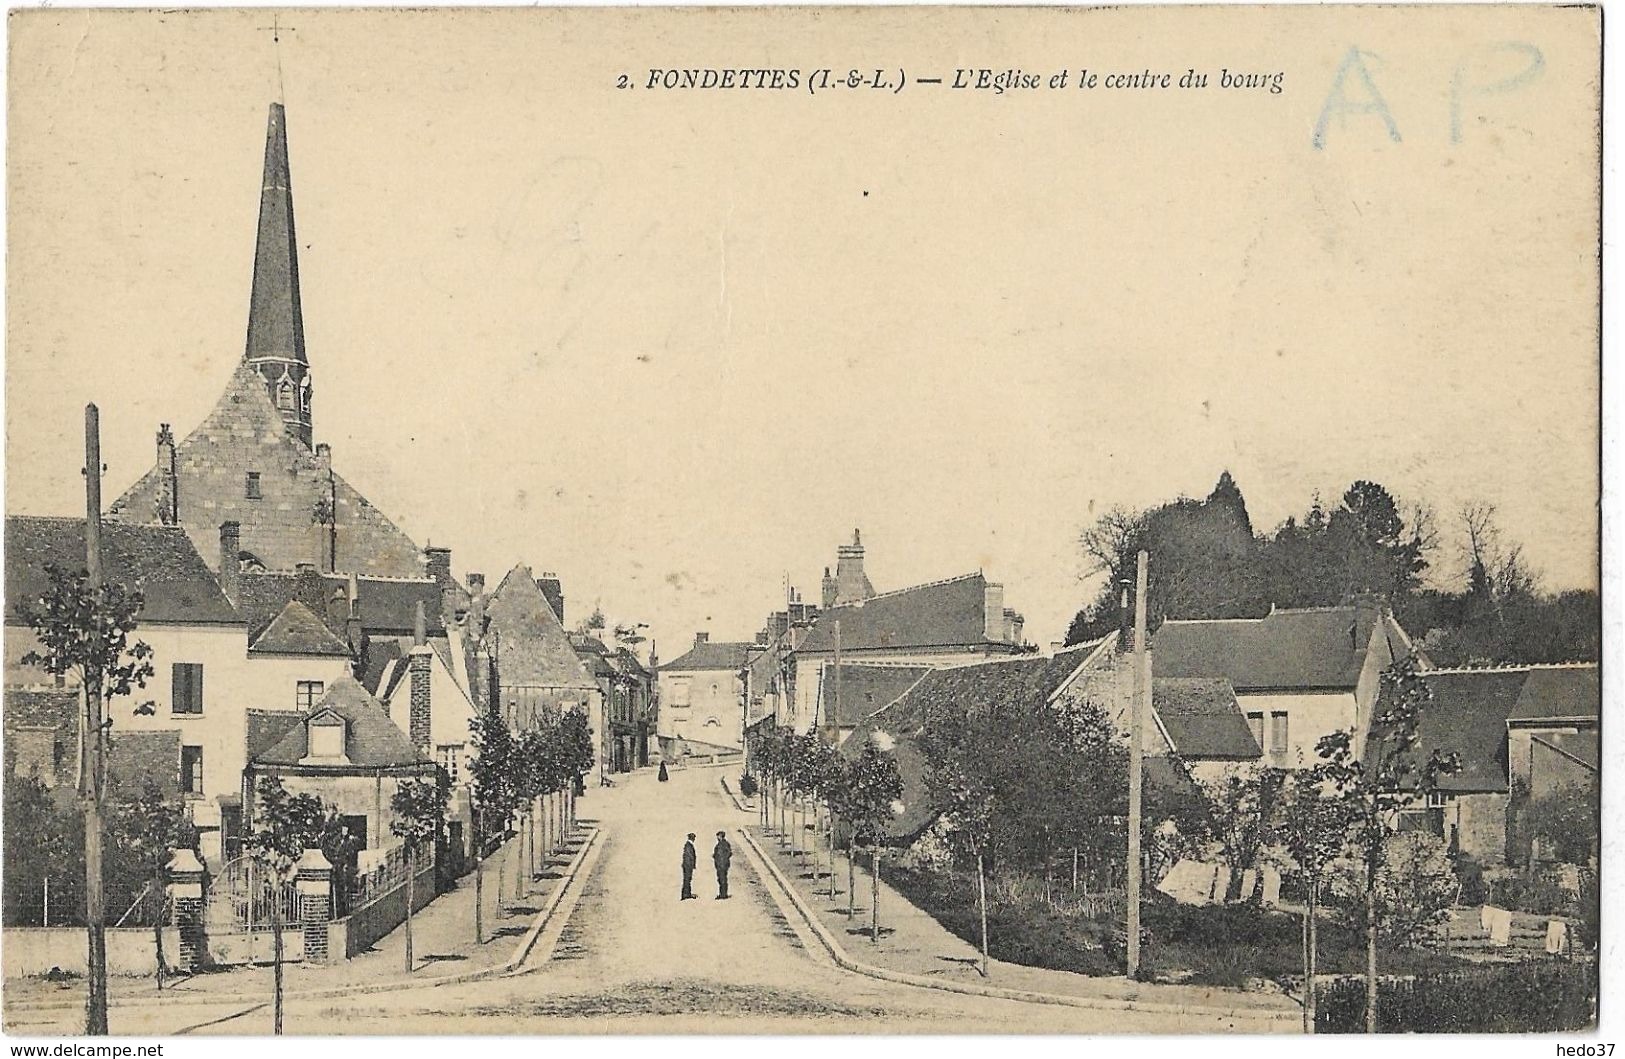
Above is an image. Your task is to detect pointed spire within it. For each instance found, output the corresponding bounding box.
[245,103,312,447]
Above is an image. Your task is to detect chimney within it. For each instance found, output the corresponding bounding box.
[983,581,1005,641]
[218,521,241,604]
[413,599,428,647]
[315,442,331,463]
[821,566,837,609]
[345,572,363,656]
[156,425,178,525]
[538,573,564,625]
[424,546,453,615]
[1004,608,1024,645]
[295,561,317,576]
[696,631,709,644]
[833,529,874,604]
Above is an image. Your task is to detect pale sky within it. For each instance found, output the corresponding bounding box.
[6,7,1601,653]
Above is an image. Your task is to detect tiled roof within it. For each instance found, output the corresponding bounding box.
[818,664,932,728]
[1153,677,1261,760]
[1386,669,1528,793]
[797,573,1012,654]
[358,639,403,696]
[237,569,443,642]
[5,516,238,626]
[1154,605,1413,690]
[3,688,181,796]
[249,600,352,656]
[1507,665,1600,722]
[484,565,599,691]
[660,640,756,673]
[247,709,306,762]
[250,676,429,769]
[4,688,80,786]
[107,731,181,798]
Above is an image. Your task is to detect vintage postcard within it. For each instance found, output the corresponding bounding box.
[1,4,1603,1040]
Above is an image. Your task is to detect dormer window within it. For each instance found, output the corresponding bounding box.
[245,472,262,500]
[303,712,348,764]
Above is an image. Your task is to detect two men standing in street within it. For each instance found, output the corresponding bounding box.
[680,831,731,900]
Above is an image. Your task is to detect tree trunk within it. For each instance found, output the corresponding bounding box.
[1307,880,1319,1034]
[870,847,881,944]
[473,827,484,944]
[272,889,285,1035]
[153,870,167,992]
[1365,866,1378,1034]
[84,796,108,1034]
[1072,848,1079,895]
[977,852,990,978]
[848,836,857,919]
[404,846,416,973]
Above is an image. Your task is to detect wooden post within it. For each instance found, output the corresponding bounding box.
[82,404,110,1036]
[1127,550,1148,980]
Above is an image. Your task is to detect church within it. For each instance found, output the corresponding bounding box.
[108,103,426,582]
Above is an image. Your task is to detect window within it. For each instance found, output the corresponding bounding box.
[277,380,294,410]
[1426,790,1448,809]
[296,680,325,711]
[172,663,204,715]
[439,746,462,786]
[1246,711,1264,749]
[180,746,204,795]
[245,472,261,500]
[1269,711,1289,754]
[309,720,345,759]
[671,679,691,707]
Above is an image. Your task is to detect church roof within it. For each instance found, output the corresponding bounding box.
[484,565,600,691]
[245,102,306,369]
[4,515,239,626]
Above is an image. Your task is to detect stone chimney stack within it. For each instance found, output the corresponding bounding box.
[983,581,1006,641]
[833,529,875,605]
[424,546,455,617]
[409,599,433,751]
[156,425,179,525]
[345,572,363,656]
[696,631,709,645]
[218,521,241,604]
[821,566,837,610]
[1005,608,1024,645]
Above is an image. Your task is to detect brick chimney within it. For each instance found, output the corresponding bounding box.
[409,601,432,751]
[344,572,363,656]
[821,566,837,609]
[983,580,1005,641]
[218,521,241,604]
[538,573,564,625]
[695,631,709,644]
[424,546,454,615]
[156,425,178,525]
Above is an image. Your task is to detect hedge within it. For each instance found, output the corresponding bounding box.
[1315,960,1597,1033]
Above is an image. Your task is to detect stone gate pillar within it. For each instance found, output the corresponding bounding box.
[166,848,206,972]
[295,848,334,963]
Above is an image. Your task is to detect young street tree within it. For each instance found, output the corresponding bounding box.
[246,778,330,1035]
[468,706,517,941]
[1314,657,1460,1033]
[111,782,194,992]
[19,561,155,1034]
[390,777,448,973]
[1273,769,1356,1033]
[844,736,904,944]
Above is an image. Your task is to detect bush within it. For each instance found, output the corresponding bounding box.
[1316,960,1597,1032]
[1491,869,1576,916]
[1329,833,1458,949]
[737,772,759,799]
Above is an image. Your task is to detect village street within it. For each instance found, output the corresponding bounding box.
[6,766,1292,1036]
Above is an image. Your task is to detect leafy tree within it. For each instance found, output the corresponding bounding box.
[390,778,448,973]
[110,783,195,991]
[1523,781,1599,865]
[246,778,330,1035]
[844,737,904,942]
[18,562,157,1035]
[1273,770,1358,1033]
[1314,657,1460,1033]
[467,706,516,941]
[1201,765,1284,902]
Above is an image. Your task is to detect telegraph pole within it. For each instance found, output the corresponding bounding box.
[83,404,109,1034]
[1126,550,1148,980]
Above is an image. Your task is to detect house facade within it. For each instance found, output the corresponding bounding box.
[657,633,754,754]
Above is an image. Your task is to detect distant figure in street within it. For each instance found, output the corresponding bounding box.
[681,833,697,900]
[713,831,732,900]
[658,761,669,783]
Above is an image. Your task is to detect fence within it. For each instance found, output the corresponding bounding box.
[1315,960,1597,1033]
[3,873,168,929]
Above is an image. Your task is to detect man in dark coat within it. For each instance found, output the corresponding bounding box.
[681,833,697,900]
[713,831,732,899]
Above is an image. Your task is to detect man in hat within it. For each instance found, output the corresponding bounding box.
[680,833,697,900]
[713,830,732,900]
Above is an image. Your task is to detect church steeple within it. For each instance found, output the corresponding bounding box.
[244,102,312,448]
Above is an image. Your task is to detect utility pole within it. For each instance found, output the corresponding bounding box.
[1126,549,1148,980]
[82,404,109,1035]
[831,620,842,744]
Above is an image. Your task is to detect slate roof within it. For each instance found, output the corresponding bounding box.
[237,569,444,642]
[249,600,353,656]
[660,640,757,673]
[1387,669,1528,793]
[5,516,238,626]
[247,709,307,762]
[249,676,429,769]
[1507,666,1600,722]
[818,664,932,728]
[484,565,600,691]
[3,687,182,796]
[797,573,1015,654]
[1154,605,1414,691]
[1152,678,1261,760]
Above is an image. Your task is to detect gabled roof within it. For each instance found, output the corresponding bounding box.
[247,709,307,762]
[1154,605,1413,691]
[660,640,756,673]
[1507,665,1600,722]
[250,676,429,769]
[1393,669,1528,792]
[249,600,352,656]
[5,516,239,626]
[797,573,1013,654]
[1153,678,1261,760]
[237,569,444,642]
[818,664,932,728]
[613,646,650,679]
[483,565,599,691]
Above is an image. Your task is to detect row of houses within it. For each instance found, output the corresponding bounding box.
[2,104,655,920]
[659,529,1598,868]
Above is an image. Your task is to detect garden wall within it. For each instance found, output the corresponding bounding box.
[3,927,181,978]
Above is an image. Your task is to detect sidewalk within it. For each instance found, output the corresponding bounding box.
[746,818,1299,1023]
[5,827,592,1012]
